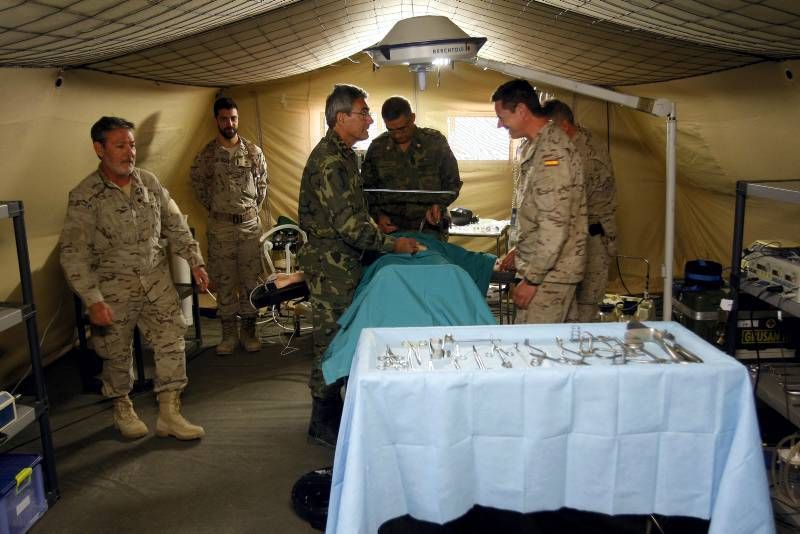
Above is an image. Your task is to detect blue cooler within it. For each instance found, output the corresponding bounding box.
[0,454,47,534]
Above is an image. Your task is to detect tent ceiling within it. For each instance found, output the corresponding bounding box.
[1,0,798,87]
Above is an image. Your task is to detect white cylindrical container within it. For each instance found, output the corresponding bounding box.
[167,206,194,326]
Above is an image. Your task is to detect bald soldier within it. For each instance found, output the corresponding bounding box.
[545,99,618,322]
[298,84,417,447]
[493,80,587,323]
[60,116,207,441]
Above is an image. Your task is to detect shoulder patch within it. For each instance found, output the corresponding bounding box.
[543,159,560,167]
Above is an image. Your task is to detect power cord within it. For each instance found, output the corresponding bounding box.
[10,297,68,396]
[746,285,774,398]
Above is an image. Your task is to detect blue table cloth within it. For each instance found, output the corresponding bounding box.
[327,322,774,534]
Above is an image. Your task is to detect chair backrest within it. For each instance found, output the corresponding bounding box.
[259,224,308,275]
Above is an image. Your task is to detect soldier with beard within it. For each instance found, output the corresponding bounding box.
[191,97,269,355]
[60,116,208,440]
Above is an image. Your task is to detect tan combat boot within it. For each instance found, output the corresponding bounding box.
[155,390,205,440]
[112,395,149,439]
[240,317,261,352]
[216,318,238,356]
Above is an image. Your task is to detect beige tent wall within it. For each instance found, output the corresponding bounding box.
[3,54,798,384]
[226,57,654,290]
[227,56,635,259]
[622,59,800,288]
[226,57,520,254]
[0,67,216,385]
[227,56,800,299]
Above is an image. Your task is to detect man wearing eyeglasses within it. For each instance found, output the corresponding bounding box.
[361,96,462,241]
[298,84,418,448]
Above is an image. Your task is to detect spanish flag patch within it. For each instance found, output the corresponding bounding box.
[543,159,560,166]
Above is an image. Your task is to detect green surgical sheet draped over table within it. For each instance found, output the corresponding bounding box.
[321,233,497,384]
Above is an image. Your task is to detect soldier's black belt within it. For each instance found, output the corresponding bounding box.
[588,223,605,237]
[211,207,258,224]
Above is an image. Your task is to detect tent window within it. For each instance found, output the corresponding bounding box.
[447,116,510,161]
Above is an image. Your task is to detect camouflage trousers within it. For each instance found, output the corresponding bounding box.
[90,271,188,397]
[514,281,578,324]
[207,217,263,320]
[576,234,612,322]
[307,271,358,399]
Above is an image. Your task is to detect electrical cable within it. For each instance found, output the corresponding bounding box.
[279,326,299,356]
[647,515,665,534]
[749,286,772,397]
[772,433,800,510]
[10,297,67,396]
[615,255,634,297]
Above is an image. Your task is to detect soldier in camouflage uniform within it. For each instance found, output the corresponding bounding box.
[191,97,268,355]
[545,100,618,322]
[298,85,418,447]
[60,116,207,441]
[492,80,587,324]
[361,96,462,240]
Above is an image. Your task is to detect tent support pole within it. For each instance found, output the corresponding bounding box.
[664,107,677,321]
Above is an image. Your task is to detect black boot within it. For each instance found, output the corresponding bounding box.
[308,396,341,448]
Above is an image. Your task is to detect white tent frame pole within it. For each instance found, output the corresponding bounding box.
[475,58,676,320]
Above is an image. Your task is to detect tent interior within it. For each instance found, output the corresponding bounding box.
[1,0,799,529]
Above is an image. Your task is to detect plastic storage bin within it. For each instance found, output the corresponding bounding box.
[0,454,47,534]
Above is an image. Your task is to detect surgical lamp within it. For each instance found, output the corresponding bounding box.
[364,16,486,91]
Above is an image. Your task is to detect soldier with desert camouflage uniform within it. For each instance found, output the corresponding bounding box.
[298,84,418,447]
[191,97,268,356]
[361,96,462,240]
[60,116,208,441]
[545,99,618,322]
[493,80,587,324]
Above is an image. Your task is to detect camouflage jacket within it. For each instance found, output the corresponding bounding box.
[190,136,268,215]
[60,167,205,307]
[572,126,618,255]
[297,129,396,284]
[361,127,461,231]
[515,122,587,284]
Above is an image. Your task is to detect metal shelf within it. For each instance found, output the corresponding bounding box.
[772,493,800,529]
[0,201,21,220]
[726,180,800,359]
[741,279,800,317]
[0,200,59,504]
[1,403,36,443]
[756,370,800,426]
[0,306,22,332]
[744,180,800,204]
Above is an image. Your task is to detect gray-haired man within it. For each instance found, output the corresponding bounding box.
[298,84,417,447]
[60,116,207,440]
